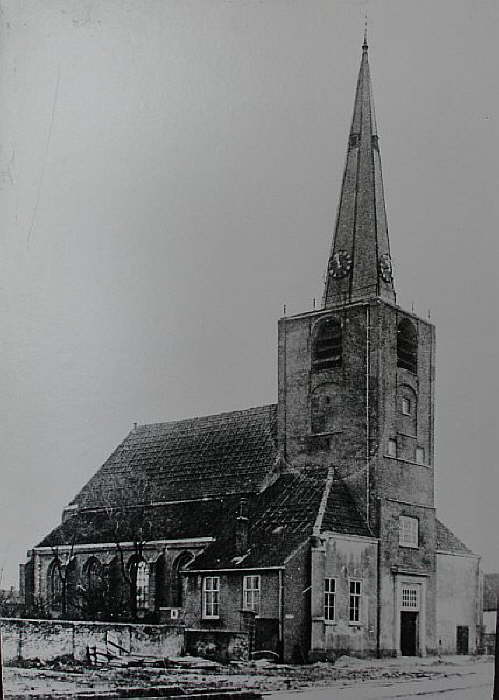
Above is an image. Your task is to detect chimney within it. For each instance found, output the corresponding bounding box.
[235,499,249,555]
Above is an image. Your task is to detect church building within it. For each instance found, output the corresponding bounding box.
[22,35,481,662]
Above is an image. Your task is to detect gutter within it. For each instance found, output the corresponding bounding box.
[185,566,285,574]
[34,537,214,554]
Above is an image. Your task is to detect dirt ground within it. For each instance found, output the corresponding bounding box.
[3,654,494,698]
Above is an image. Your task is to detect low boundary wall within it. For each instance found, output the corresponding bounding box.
[0,618,184,662]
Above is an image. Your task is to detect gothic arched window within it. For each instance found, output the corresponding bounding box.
[48,559,62,611]
[171,551,194,607]
[135,561,150,610]
[397,319,418,374]
[86,558,102,593]
[313,318,342,370]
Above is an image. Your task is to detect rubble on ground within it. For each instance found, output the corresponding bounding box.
[3,654,494,698]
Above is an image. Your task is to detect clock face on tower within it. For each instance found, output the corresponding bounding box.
[379,253,393,283]
[329,250,352,279]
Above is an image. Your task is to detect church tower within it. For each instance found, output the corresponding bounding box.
[277,34,437,654]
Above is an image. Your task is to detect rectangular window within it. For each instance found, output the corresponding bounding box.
[243,575,260,613]
[349,580,362,623]
[416,447,425,464]
[324,578,336,621]
[401,586,419,609]
[402,398,411,415]
[399,516,419,548]
[203,576,220,618]
[388,438,397,457]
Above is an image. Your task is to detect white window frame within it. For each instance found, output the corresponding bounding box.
[243,575,260,614]
[416,446,425,464]
[399,515,419,548]
[324,578,336,622]
[203,576,220,619]
[387,438,397,457]
[349,579,362,624]
[401,585,419,610]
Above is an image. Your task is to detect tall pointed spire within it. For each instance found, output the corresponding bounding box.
[323,35,395,308]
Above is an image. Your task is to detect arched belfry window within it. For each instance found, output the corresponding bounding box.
[397,319,418,374]
[313,318,342,370]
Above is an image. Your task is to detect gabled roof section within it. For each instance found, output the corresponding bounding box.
[436,519,474,555]
[324,36,395,308]
[70,404,278,510]
[320,476,372,537]
[188,469,370,571]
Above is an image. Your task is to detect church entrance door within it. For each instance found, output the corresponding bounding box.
[400,611,418,655]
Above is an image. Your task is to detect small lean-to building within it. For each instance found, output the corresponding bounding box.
[482,574,499,654]
[22,35,481,661]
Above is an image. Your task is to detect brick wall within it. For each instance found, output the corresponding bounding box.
[0,618,184,662]
[184,629,249,662]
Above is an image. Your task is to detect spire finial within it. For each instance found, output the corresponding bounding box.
[363,13,368,52]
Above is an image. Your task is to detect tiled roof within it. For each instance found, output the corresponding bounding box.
[38,495,244,548]
[70,405,278,509]
[321,478,372,537]
[436,520,474,555]
[188,469,370,571]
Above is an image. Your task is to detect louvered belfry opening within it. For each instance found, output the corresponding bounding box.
[397,319,418,374]
[313,318,342,370]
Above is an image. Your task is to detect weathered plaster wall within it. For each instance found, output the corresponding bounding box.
[311,534,378,658]
[282,543,309,663]
[436,553,481,654]
[0,618,184,662]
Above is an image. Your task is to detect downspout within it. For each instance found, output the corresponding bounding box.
[278,569,284,661]
[476,556,482,653]
[376,513,382,658]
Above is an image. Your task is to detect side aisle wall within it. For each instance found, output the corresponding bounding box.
[436,552,481,654]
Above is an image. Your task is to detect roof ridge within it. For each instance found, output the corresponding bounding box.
[312,466,335,536]
[136,403,277,430]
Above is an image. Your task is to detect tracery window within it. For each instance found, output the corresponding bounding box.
[86,558,102,593]
[135,561,150,610]
[48,560,62,610]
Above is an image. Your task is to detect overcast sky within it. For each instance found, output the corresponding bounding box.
[0,0,497,587]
